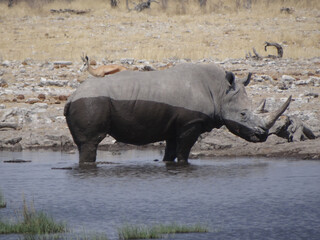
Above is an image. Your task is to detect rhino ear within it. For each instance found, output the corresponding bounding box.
[225,71,236,90]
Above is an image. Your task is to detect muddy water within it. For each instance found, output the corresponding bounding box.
[0,150,320,240]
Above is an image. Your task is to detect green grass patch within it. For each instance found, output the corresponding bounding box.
[0,198,66,235]
[118,223,209,240]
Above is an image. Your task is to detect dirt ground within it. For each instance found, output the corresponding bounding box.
[0,2,319,161]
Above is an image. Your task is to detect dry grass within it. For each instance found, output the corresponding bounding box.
[0,0,319,62]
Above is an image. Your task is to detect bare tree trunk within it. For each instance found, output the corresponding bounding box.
[161,0,168,10]
[110,0,118,7]
[198,0,206,7]
[243,0,252,9]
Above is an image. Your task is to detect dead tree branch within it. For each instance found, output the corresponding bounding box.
[246,42,283,60]
[264,41,283,58]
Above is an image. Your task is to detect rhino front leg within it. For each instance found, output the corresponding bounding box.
[176,123,202,163]
[163,139,177,162]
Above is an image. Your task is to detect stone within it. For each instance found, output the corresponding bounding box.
[38,94,46,100]
[120,58,134,65]
[281,75,295,83]
[1,60,11,67]
[308,77,320,86]
[53,61,72,65]
[39,78,68,87]
[26,98,40,104]
[0,78,8,87]
[17,94,25,100]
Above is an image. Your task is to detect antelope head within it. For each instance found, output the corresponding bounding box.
[80,54,89,72]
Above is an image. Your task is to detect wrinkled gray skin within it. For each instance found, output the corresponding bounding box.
[64,63,291,164]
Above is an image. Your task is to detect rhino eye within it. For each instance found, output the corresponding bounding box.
[240,111,248,120]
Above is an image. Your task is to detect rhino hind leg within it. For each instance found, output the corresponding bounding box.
[66,98,110,164]
[176,123,202,163]
[163,139,177,162]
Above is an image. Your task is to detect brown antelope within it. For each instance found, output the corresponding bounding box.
[80,55,128,77]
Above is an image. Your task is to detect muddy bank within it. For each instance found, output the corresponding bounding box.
[0,58,319,160]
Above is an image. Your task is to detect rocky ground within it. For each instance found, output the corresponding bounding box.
[0,57,319,160]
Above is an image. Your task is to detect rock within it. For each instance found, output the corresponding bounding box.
[0,104,5,109]
[1,60,11,67]
[120,58,134,65]
[5,137,22,145]
[31,102,48,110]
[38,94,46,101]
[295,80,308,86]
[26,98,40,104]
[281,75,295,83]
[0,78,8,87]
[53,61,72,66]
[261,75,273,82]
[68,79,80,88]
[22,58,34,65]
[39,77,68,87]
[58,95,68,101]
[253,76,264,82]
[308,77,320,86]
[278,81,288,90]
[17,94,25,100]
[304,92,319,98]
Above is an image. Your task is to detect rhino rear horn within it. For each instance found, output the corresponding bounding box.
[264,96,292,129]
[255,99,267,114]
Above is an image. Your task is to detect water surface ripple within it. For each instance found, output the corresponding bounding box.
[0,150,319,240]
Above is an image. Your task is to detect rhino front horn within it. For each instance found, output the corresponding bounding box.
[264,96,292,129]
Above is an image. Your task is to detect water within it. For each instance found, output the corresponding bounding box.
[0,150,320,240]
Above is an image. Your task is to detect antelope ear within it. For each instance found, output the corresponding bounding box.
[85,56,89,61]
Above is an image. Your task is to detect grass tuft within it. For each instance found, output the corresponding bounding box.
[0,197,66,235]
[118,223,209,240]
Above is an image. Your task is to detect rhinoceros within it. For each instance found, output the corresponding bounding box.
[64,63,291,164]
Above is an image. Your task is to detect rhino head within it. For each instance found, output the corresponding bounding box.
[220,72,291,142]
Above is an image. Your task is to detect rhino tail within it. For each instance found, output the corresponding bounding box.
[64,101,71,117]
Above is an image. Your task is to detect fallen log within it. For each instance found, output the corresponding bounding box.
[50,9,90,15]
[0,122,19,130]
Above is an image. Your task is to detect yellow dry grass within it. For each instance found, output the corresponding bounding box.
[0,0,319,62]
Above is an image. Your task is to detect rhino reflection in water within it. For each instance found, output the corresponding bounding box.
[64,63,291,164]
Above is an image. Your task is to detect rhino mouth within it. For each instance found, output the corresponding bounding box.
[224,120,268,143]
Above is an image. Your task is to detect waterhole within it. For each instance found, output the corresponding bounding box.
[0,150,319,240]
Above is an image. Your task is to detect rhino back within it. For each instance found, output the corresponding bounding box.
[70,63,225,116]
